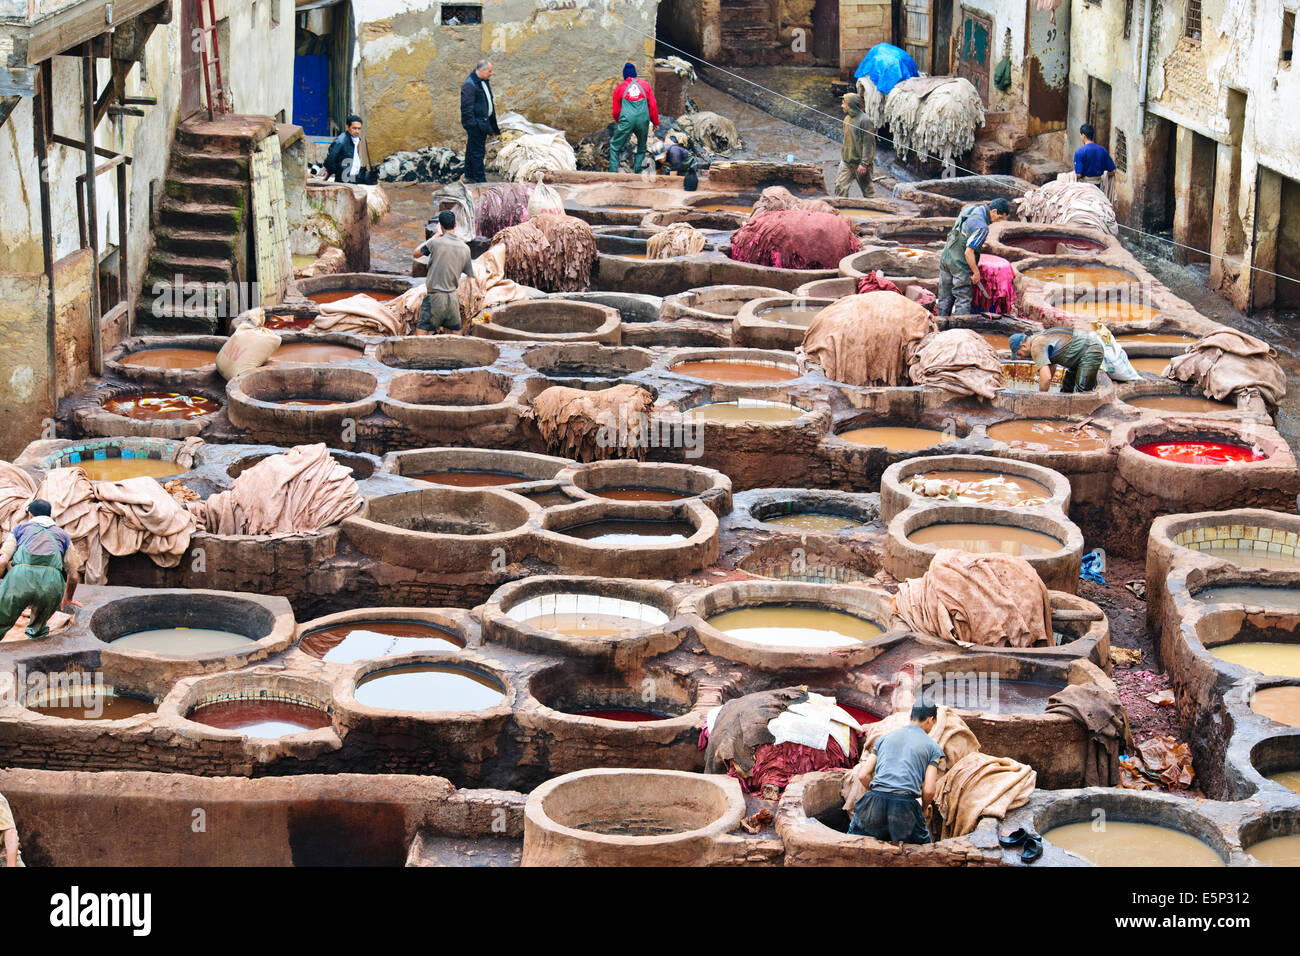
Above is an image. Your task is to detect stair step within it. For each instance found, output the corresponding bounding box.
[148,250,235,284]
[176,115,275,153]
[158,197,243,232]
[172,148,249,182]
[164,174,246,205]
[155,226,239,260]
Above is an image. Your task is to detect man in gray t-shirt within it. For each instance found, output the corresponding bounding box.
[848,702,944,843]
[416,210,475,334]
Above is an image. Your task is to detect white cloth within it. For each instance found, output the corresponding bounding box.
[767,692,862,752]
[348,137,362,180]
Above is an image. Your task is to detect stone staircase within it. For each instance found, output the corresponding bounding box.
[970,107,1071,184]
[136,115,274,335]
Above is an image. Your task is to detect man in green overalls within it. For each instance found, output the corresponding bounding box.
[937,197,1011,316]
[609,62,660,174]
[0,499,73,641]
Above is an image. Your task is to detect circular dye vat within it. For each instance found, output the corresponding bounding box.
[912,470,1051,507]
[299,620,464,663]
[1134,440,1265,464]
[1269,770,1300,793]
[918,678,1062,714]
[693,203,752,214]
[27,690,157,720]
[410,469,530,487]
[1001,234,1106,255]
[118,348,218,369]
[1131,357,1172,375]
[1115,332,1196,344]
[1043,821,1224,867]
[840,208,889,220]
[888,233,941,245]
[112,627,255,655]
[1199,547,1300,570]
[75,456,183,482]
[839,426,952,450]
[509,593,669,637]
[981,332,1011,351]
[306,289,397,305]
[557,518,695,545]
[569,707,671,722]
[594,488,685,502]
[272,398,344,407]
[762,513,864,531]
[1251,686,1300,726]
[755,305,823,327]
[268,342,365,364]
[1126,395,1233,413]
[264,313,316,331]
[705,605,883,647]
[1002,362,1064,392]
[1196,586,1300,611]
[103,393,220,420]
[988,419,1108,452]
[684,400,805,423]
[1063,301,1160,324]
[1209,643,1300,677]
[188,698,331,738]
[1248,835,1300,866]
[907,523,1062,557]
[670,359,799,383]
[523,490,579,508]
[1021,264,1135,286]
[353,663,506,712]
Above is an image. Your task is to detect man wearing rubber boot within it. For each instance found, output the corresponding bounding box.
[609,62,659,174]
[1010,329,1105,393]
[0,499,72,641]
[937,197,1010,316]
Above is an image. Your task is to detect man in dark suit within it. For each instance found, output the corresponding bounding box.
[460,60,499,183]
[323,114,377,184]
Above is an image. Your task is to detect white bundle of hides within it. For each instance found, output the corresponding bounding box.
[1016,177,1118,236]
[677,111,744,154]
[884,77,985,169]
[646,222,707,259]
[856,78,889,128]
[430,182,477,240]
[655,56,697,83]
[527,172,565,218]
[496,131,577,183]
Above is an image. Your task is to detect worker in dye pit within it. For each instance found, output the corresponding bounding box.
[847,702,943,844]
[609,61,660,175]
[461,60,500,184]
[1010,328,1106,393]
[834,93,875,198]
[1073,124,1117,195]
[324,115,377,185]
[0,499,73,641]
[0,791,21,867]
[937,197,1011,316]
[415,210,474,335]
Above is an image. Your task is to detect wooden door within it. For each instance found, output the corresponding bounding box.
[1026,0,1070,134]
[956,10,992,105]
[904,0,934,73]
[180,0,202,118]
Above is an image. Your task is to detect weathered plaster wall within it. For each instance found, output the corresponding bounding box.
[214,0,296,119]
[0,269,51,459]
[354,0,659,159]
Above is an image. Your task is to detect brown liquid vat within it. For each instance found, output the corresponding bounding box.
[374,336,501,371]
[380,369,522,432]
[881,455,1073,523]
[225,366,379,444]
[105,335,228,389]
[666,347,802,385]
[472,299,621,344]
[383,448,571,491]
[560,460,732,515]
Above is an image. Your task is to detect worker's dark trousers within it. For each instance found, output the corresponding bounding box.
[937,266,973,316]
[464,129,488,182]
[1055,337,1105,392]
[848,790,932,844]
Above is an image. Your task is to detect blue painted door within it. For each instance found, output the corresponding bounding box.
[293,54,330,136]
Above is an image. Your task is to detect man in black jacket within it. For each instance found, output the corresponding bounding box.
[460,60,499,183]
[323,115,377,184]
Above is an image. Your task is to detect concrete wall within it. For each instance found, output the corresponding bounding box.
[213,0,296,119]
[840,0,891,79]
[353,0,659,160]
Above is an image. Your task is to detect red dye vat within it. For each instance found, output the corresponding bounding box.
[572,707,670,722]
[839,704,882,725]
[264,314,317,331]
[1133,440,1267,464]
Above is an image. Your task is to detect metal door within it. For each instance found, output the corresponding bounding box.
[956,10,992,105]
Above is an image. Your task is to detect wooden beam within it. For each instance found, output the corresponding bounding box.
[82,45,103,377]
[50,132,133,164]
[32,63,58,414]
[26,0,167,64]
[0,97,18,130]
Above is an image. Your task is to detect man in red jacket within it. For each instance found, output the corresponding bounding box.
[610,61,659,174]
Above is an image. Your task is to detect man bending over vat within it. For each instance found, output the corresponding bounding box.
[937,197,1011,316]
[0,499,75,641]
[1010,329,1105,393]
[847,702,942,844]
[416,210,475,335]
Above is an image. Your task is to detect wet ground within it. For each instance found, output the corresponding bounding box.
[371,182,433,276]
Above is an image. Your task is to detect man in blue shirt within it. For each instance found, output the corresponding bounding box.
[1073,124,1116,183]
[847,702,944,844]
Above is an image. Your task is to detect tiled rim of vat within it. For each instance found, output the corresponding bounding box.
[679,579,898,670]
[264,330,372,365]
[104,334,226,386]
[990,368,1116,417]
[660,346,804,382]
[522,768,746,864]
[87,587,297,673]
[470,299,622,344]
[775,770,1006,865]
[476,575,687,660]
[341,486,541,573]
[332,649,515,723]
[984,416,1116,468]
[21,436,204,483]
[521,342,656,375]
[1237,807,1300,864]
[74,383,226,439]
[728,487,880,534]
[379,369,527,430]
[557,460,733,516]
[533,498,720,579]
[983,220,1120,262]
[369,335,501,371]
[885,502,1085,595]
[161,668,342,753]
[224,364,380,434]
[517,660,705,740]
[838,245,940,279]
[658,285,792,322]
[1113,376,1252,417]
[1112,417,1297,489]
[381,448,573,493]
[880,453,1073,523]
[291,606,478,664]
[1000,788,1241,866]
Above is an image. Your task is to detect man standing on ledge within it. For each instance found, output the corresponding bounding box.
[937,197,1010,316]
[461,60,500,184]
[1074,123,1116,197]
[609,61,659,174]
[415,211,475,335]
[834,92,875,198]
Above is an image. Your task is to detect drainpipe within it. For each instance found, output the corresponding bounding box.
[1138,0,1154,109]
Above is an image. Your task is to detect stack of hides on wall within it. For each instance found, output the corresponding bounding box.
[884,77,985,169]
[1015,178,1118,236]
[475,184,534,239]
[729,209,860,270]
[908,328,1006,399]
[801,291,936,386]
[750,185,841,219]
[525,384,656,462]
[646,222,707,259]
[1166,327,1287,406]
[491,214,597,293]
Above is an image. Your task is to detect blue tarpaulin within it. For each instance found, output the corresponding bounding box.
[854,43,920,96]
